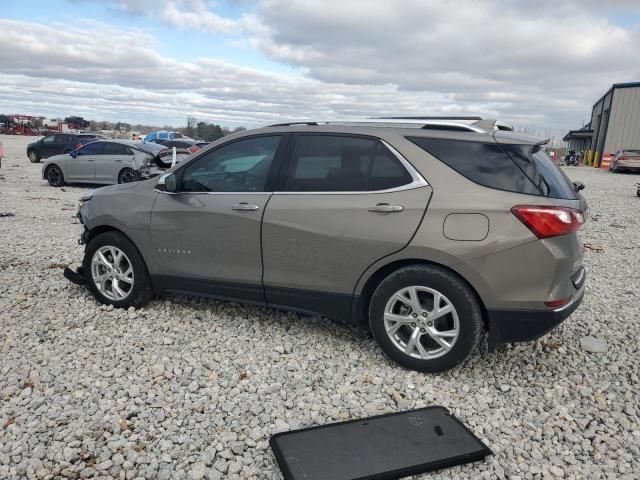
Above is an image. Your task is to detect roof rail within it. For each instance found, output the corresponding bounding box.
[266,121,319,127]
[264,118,487,132]
[380,116,482,121]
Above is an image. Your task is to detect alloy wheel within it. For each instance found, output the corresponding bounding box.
[119,169,137,183]
[47,167,62,186]
[90,246,134,301]
[383,286,460,360]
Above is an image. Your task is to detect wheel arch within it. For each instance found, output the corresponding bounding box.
[44,162,65,182]
[84,225,160,294]
[352,258,488,329]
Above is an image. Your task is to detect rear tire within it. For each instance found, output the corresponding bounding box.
[45,165,65,187]
[369,265,482,373]
[118,168,138,184]
[83,231,152,309]
[28,150,40,163]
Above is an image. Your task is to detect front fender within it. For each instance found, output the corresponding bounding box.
[81,181,159,274]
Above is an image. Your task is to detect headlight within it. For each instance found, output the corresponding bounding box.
[77,190,96,212]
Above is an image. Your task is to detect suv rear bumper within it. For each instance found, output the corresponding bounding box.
[486,277,585,351]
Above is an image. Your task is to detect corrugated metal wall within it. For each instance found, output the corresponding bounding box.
[592,91,613,161]
[605,86,640,152]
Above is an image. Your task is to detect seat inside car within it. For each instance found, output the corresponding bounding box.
[325,146,366,191]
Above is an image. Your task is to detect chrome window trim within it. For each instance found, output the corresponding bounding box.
[154,139,429,196]
[154,190,271,195]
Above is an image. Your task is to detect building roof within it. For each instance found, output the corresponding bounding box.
[563,126,593,142]
[593,81,640,108]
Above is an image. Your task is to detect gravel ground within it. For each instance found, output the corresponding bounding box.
[1,133,639,480]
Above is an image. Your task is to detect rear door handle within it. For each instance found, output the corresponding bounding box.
[368,203,404,213]
[232,202,260,211]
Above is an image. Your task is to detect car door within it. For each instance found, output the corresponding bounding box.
[53,134,74,155]
[261,134,432,321]
[96,142,135,183]
[67,141,103,182]
[38,135,57,158]
[149,134,288,303]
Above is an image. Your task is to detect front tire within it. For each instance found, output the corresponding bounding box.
[28,150,40,163]
[45,165,65,187]
[83,231,153,308]
[369,265,482,373]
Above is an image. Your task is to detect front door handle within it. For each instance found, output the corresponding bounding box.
[368,203,404,213]
[232,202,260,211]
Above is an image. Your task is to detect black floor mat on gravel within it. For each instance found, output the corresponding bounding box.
[270,406,491,480]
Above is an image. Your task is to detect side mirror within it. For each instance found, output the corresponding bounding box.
[156,173,177,193]
[70,150,78,158]
[573,181,585,192]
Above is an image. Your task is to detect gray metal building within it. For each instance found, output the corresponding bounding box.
[564,81,640,166]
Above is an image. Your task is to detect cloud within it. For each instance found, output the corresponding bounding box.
[0,19,503,128]
[161,1,239,34]
[3,0,640,133]
[247,1,640,97]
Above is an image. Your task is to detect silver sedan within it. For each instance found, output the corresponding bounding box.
[42,140,165,187]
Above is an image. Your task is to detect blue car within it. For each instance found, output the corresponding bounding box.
[143,130,189,143]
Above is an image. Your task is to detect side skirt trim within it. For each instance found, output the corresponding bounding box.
[152,275,358,324]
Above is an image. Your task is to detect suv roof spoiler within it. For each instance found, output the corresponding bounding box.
[266,117,514,133]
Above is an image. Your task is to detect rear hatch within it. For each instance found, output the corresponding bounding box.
[493,131,587,213]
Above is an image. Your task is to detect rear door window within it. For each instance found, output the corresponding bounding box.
[286,135,413,192]
[369,144,414,191]
[103,142,132,155]
[77,142,104,156]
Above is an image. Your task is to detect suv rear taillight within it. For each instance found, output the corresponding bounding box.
[511,205,584,239]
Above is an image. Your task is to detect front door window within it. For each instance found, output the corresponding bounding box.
[180,136,281,192]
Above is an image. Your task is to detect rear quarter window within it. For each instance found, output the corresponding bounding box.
[407,137,540,196]
[407,137,576,199]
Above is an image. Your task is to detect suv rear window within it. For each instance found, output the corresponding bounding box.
[407,137,576,199]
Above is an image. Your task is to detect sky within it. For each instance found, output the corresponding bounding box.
[1,0,639,134]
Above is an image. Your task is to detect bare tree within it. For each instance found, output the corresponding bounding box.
[185,116,197,138]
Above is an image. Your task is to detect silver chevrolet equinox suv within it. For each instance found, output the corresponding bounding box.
[66,118,588,372]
